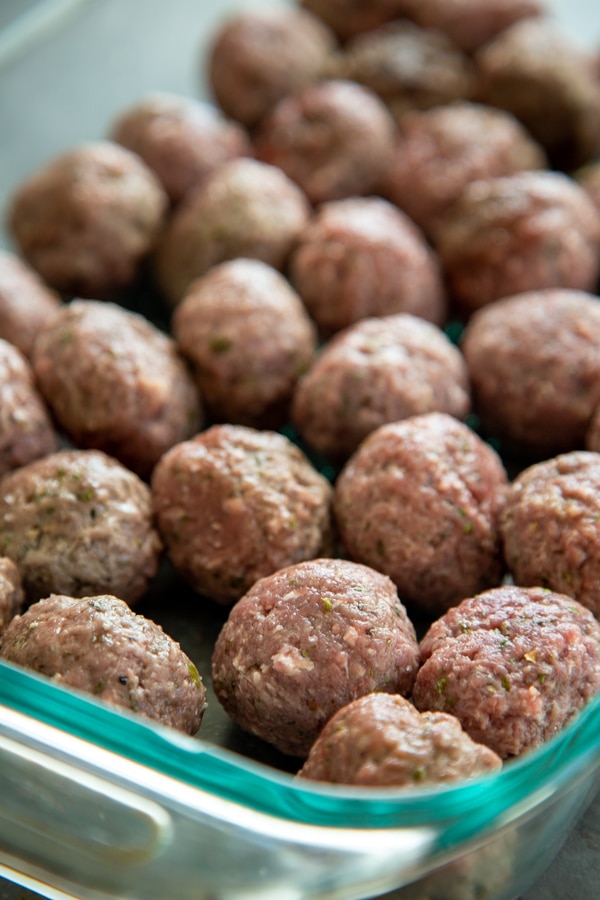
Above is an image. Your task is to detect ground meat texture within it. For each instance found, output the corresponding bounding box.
[381,102,547,241]
[211,558,419,757]
[0,594,206,734]
[461,289,600,456]
[413,585,600,758]
[154,158,310,306]
[31,300,202,479]
[255,80,395,205]
[8,142,168,299]
[290,197,446,337]
[298,692,501,786]
[329,22,475,123]
[291,314,470,461]
[0,449,163,606]
[476,19,600,171]
[409,0,544,54]
[435,171,600,316]
[300,0,414,41]
[173,259,317,428]
[110,93,251,205]
[151,425,333,606]
[0,557,24,638]
[0,250,61,359]
[500,453,600,618]
[0,339,58,478]
[334,413,507,614]
[207,7,336,129]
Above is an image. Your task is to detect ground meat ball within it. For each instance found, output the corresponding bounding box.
[110,93,251,205]
[298,692,501,785]
[410,0,544,54]
[300,0,413,41]
[461,290,600,456]
[8,142,168,299]
[500,453,600,618]
[329,22,475,123]
[207,7,336,128]
[476,19,600,171]
[290,197,446,336]
[154,158,310,306]
[435,171,600,316]
[173,259,317,428]
[255,80,396,205]
[0,250,61,359]
[0,449,163,606]
[212,558,419,757]
[0,594,206,734]
[0,339,58,478]
[0,557,24,638]
[381,102,547,240]
[413,585,600,758]
[151,425,333,605]
[334,413,507,613]
[32,300,201,479]
[292,314,470,461]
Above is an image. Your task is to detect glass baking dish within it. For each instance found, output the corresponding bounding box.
[1,0,600,898]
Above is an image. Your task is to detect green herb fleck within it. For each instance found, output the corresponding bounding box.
[187,663,201,688]
[93,678,104,695]
[77,487,95,502]
[210,336,232,354]
[376,539,385,556]
[322,597,333,612]
[538,672,546,685]
[436,676,447,695]
[413,768,425,782]
[501,675,511,691]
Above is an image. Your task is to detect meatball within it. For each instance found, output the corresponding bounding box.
[151,425,333,605]
[476,19,600,170]
[500,452,600,618]
[435,171,600,316]
[255,80,396,205]
[381,102,547,240]
[0,339,58,478]
[32,300,202,479]
[334,413,508,613]
[292,314,470,461]
[461,289,600,456]
[207,7,336,128]
[409,0,543,54]
[298,692,501,786]
[8,141,168,299]
[173,259,317,428]
[413,585,600,758]
[300,0,413,41]
[0,557,24,638]
[110,92,251,205]
[211,558,419,757]
[0,250,61,359]
[0,449,163,606]
[154,158,310,306]
[290,197,446,336]
[0,594,206,734]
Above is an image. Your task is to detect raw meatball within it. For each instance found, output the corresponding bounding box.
[409,0,544,54]
[292,314,470,461]
[413,585,600,758]
[110,92,251,204]
[0,449,163,606]
[0,338,58,478]
[500,452,600,618]
[334,413,507,613]
[476,19,600,170]
[154,158,310,305]
[211,558,419,757]
[32,300,202,479]
[0,557,24,638]
[298,692,501,786]
[207,7,336,128]
[300,0,413,41]
[173,259,317,428]
[461,289,600,456]
[0,594,206,734]
[435,171,600,316]
[151,425,333,605]
[0,250,61,359]
[8,142,168,299]
[381,102,547,240]
[255,80,396,205]
[290,197,446,336]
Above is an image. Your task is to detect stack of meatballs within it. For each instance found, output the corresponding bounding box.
[1,0,600,819]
